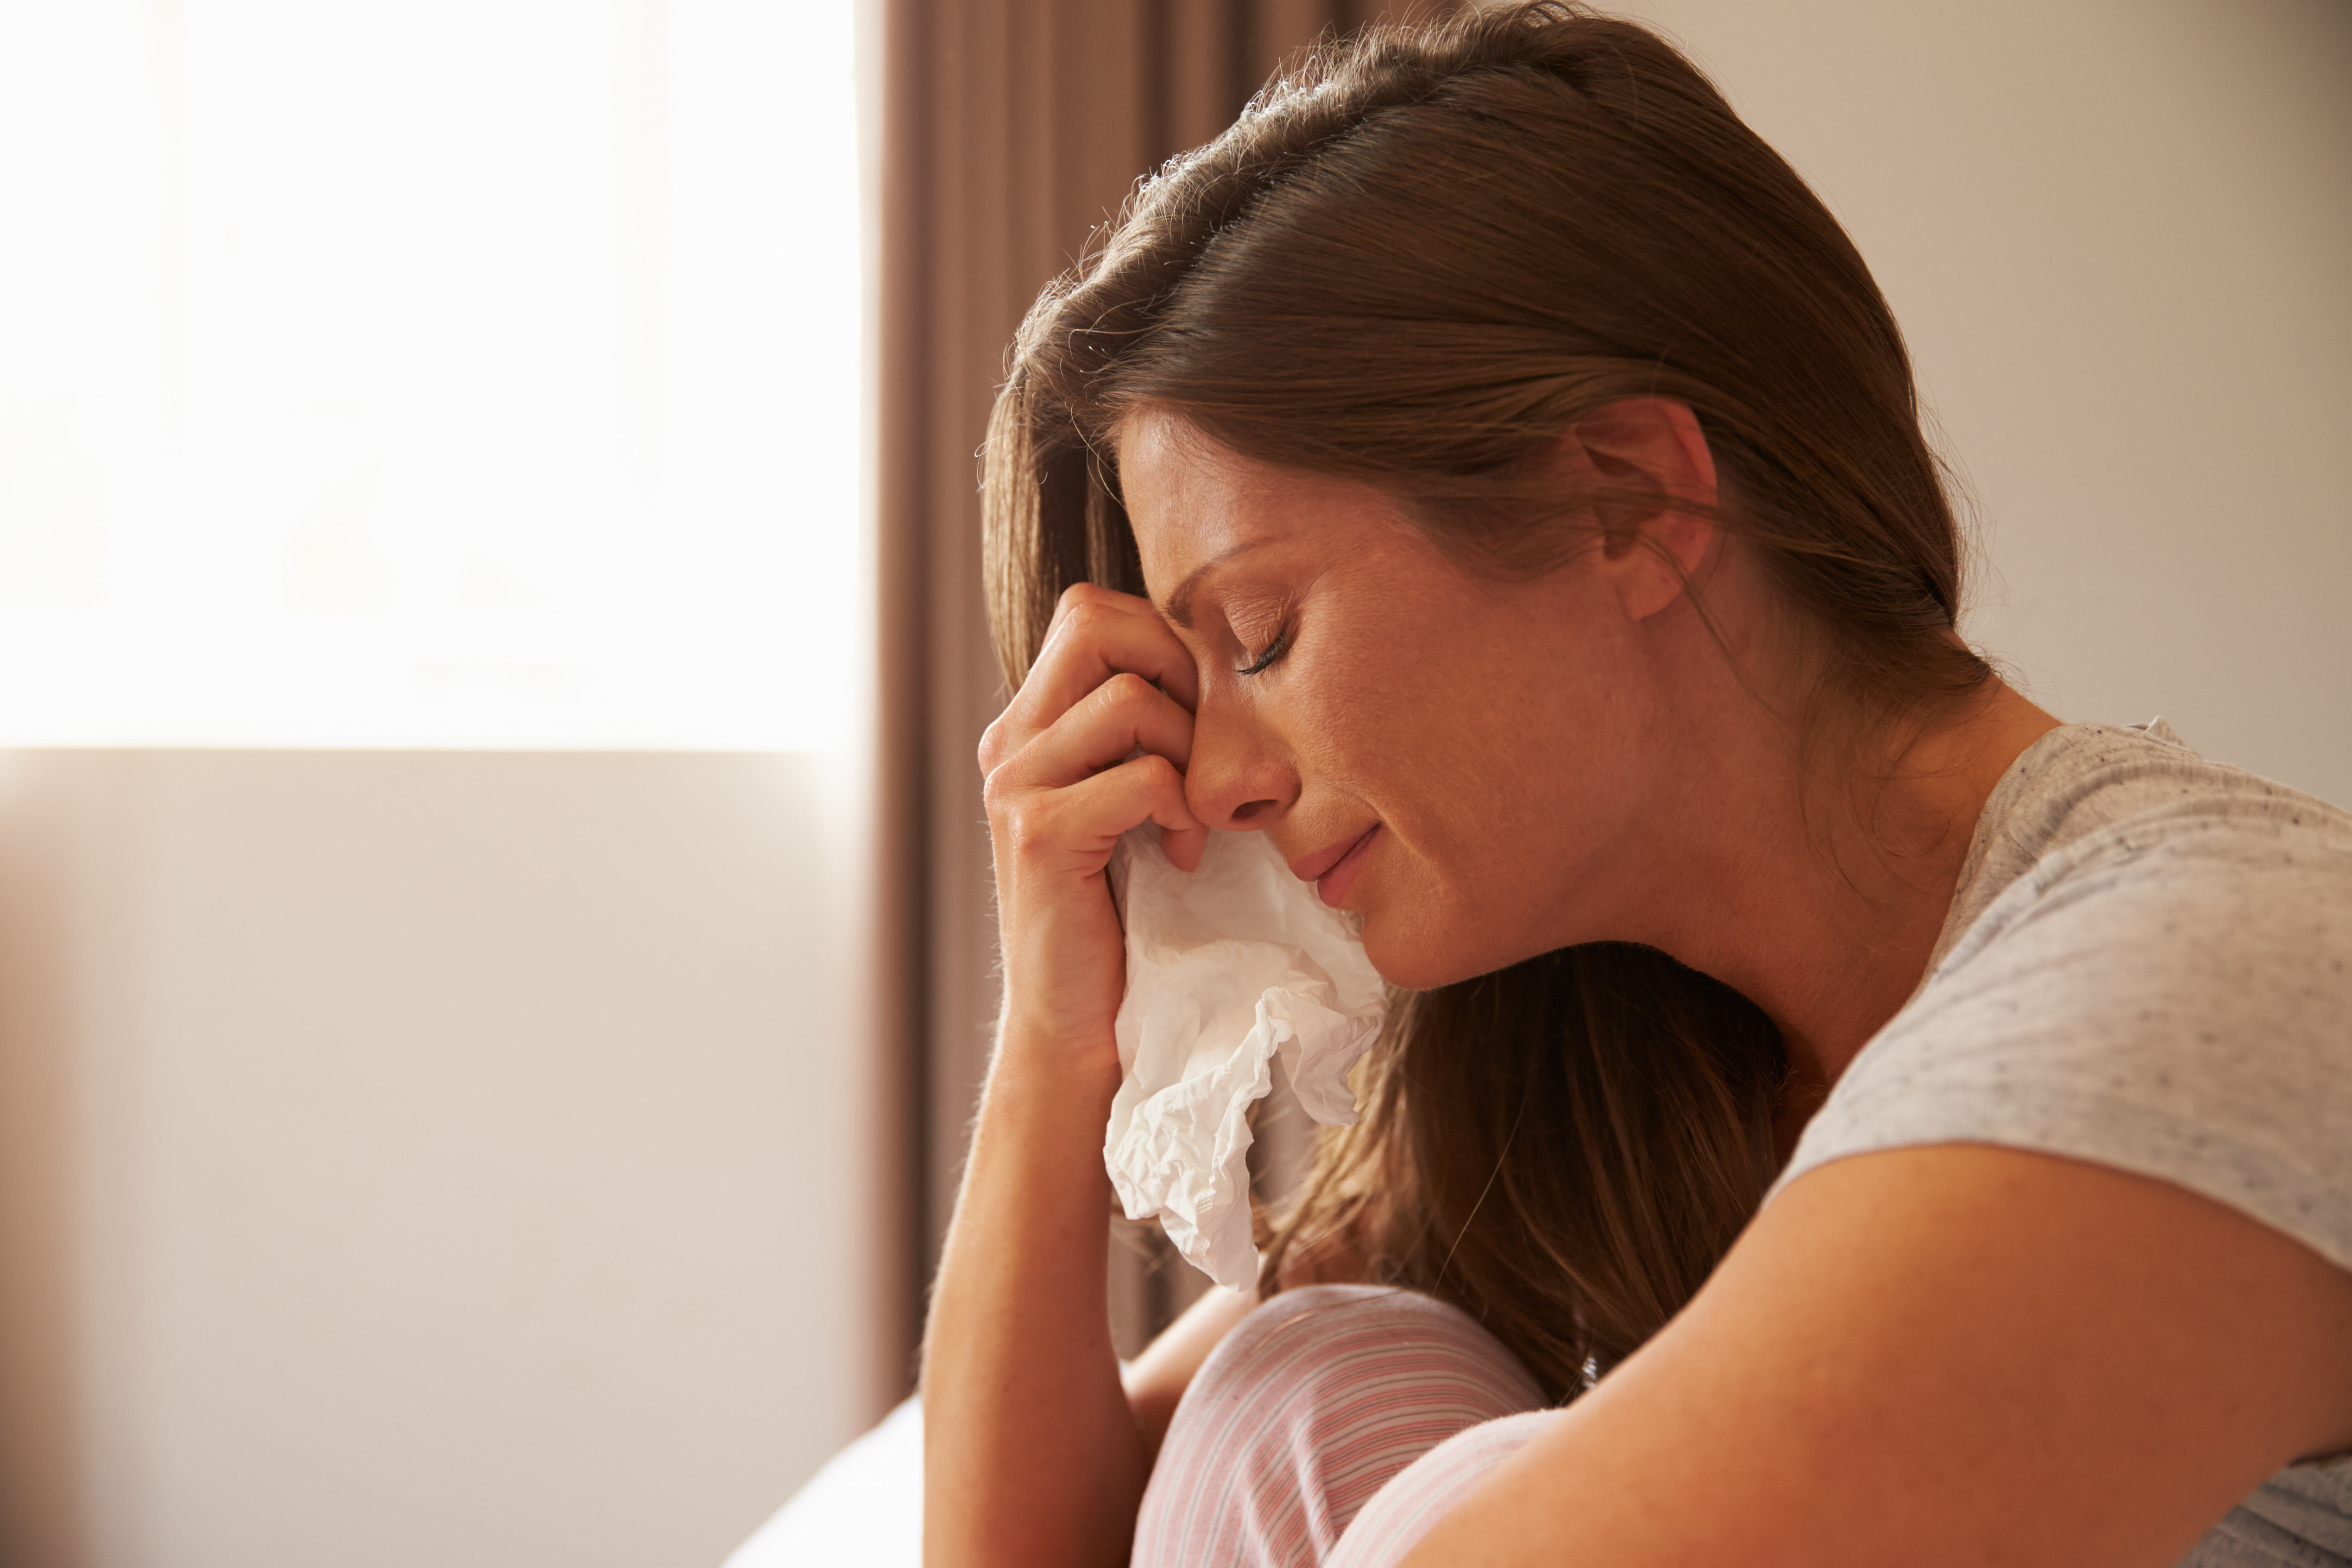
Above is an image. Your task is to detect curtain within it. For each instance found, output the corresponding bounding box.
[873,0,1461,1379]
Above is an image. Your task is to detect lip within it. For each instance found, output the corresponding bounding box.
[1289,824,1381,908]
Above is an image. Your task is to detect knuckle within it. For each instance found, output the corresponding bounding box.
[998,797,1055,855]
[1134,752,1181,790]
[980,762,1019,816]
[1098,671,1155,712]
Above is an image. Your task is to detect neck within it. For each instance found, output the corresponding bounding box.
[1631,679,2059,1107]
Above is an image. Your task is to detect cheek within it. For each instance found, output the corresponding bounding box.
[1340,667,1607,981]
[1300,612,1477,769]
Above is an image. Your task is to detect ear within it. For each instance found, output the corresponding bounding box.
[1557,397,1720,623]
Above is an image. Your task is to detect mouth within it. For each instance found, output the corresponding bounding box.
[1289,824,1381,908]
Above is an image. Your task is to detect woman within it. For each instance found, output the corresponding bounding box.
[921,5,2352,1565]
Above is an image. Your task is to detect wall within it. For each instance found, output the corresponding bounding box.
[0,751,883,1568]
[1610,0,2352,802]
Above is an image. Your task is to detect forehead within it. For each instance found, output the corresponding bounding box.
[1114,409,1396,600]
[1114,410,1268,557]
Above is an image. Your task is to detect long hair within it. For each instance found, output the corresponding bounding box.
[981,1,1990,1401]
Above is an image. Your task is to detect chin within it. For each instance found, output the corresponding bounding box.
[1360,894,1561,993]
[1359,920,1489,994]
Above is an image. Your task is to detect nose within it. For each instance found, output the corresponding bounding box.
[1184,696,1296,832]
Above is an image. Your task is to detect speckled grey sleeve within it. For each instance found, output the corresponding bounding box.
[1773,723,2352,1275]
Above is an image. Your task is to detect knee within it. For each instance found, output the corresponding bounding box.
[1139,1288,1549,1566]
[1193,1285,1546,1422]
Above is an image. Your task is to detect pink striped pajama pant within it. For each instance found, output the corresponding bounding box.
[1132,1285,1564,1568]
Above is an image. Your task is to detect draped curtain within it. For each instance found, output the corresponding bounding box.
[873,0,1461,1378]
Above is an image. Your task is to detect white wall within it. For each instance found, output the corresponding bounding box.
[1610,0,2352,804]
[0,751,884,1568]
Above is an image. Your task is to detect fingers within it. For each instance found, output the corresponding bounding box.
[1009,586,1199,735]
[993,752,1202,877]
[1160,820,1207,873]
[1007,673,1195,786]
[980,583,1207,898]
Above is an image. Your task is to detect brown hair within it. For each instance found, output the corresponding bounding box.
[982,1,1991,1400]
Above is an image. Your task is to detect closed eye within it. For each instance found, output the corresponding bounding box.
[1237,625,1292,676]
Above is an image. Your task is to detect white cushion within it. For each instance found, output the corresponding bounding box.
[723,1398,923,1567]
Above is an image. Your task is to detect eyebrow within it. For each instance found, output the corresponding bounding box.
[1159,540,1268,629]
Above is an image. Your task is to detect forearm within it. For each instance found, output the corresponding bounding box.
[920,1029,1145,1568]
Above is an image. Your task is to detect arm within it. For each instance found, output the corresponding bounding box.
[921,585,1213,1568]
[1400,1144,2352,1568]
[923,1032,1140,1568]
[1126,1284,1262,1456]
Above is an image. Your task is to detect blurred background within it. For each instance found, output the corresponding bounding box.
[0,0,2342,1564]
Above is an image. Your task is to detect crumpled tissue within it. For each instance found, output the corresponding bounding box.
[1104,825,1389,1292]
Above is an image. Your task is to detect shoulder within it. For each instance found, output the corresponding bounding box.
[1916,720,2352,1049]
[1780,721,2352,1273]
[1952,719,2352,936]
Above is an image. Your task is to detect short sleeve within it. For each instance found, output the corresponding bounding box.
[1771,804,2352,1274]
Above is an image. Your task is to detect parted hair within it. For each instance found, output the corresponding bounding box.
[981,1,1991,1399]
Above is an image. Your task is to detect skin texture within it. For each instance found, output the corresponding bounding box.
[918,399,2352,1568]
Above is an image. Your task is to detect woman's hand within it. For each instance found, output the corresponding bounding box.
[978,581,1207,1062]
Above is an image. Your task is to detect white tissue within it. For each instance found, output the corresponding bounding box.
[1104,826,1389,1292]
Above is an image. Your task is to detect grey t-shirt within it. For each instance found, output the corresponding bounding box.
[1771,720,2352,1566]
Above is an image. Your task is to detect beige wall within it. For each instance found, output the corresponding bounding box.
[0,751,885,1568]
[1610,0,2352,803]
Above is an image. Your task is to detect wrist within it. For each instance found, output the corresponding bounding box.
[989,1021,1124,1108]
[994,991,1123,1076]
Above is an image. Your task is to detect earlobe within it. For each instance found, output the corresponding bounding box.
[1564,397,1721,622]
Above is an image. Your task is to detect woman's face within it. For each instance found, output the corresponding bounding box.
[1117,409,1716,991]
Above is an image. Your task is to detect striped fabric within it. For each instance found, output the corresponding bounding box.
[1324,1410,1560,1568]
[1132,1285,1553,1567]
